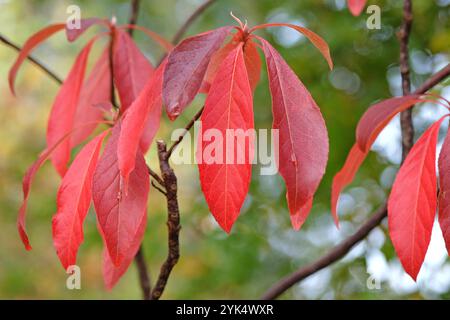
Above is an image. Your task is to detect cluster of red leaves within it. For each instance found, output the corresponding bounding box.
[347,0,367,16]
[11,15,332,288]
[332,95,450,280]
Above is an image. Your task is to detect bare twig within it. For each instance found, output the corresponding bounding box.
[166,106,204,158]
[260,62,450,301]
[0,34,62,85]
[152,180,167,196]
[127,0,140,36]
[171,0,218,44]
[151,141,181,300]
[134,247,151,299]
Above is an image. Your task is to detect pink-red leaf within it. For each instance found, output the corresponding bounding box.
[113,28,154,111]
[356,95,423,152]
[260,37,328,228]
[290,197,313,231]
[348,0,367,16]
[118,59,166,187]
[47,37,97,177]
[92,123,149,266]
[251,24,333,70]
[331,144,368,226]
[197,44,254,233]
[388,116,446,280]
[438,128,450,254]
[102,212,147,289]
[65,18,106,42]
[70,46,111,148]
[243,39,262,92]
[9,23,65,95]
[163,26,232,119]
[52,131,108,270]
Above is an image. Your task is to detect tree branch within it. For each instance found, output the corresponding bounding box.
[151,141,181,300]
[260,65,450,301]
[134,247,151,299]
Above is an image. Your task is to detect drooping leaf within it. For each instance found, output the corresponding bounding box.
[118,59,166,187]
[197,44,254,233]
[52,131,108,270]
[113,28,154,111]
[9,23,65,95]
[356,95,422,152]
[65,18,106,42]
[260,37,328,227]
[438,127,450,254]
[331,144,368,225]
[70,46,111,148]
[163,26,232,119]
[348,0,367,16]
[251,24,333,70]
[290,197,313,231]
[388,116,447,280]
[243,38,262,92]
[92,123,149,266]
[47,37,97,177]
[102,212,147,289]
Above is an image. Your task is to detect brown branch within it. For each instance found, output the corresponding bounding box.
[151,141,181,300]
[0,34,62,85]
[127,0,140,36]
[171,0,218,44]
[134,247,151,299]
[166,106,204,159]
[260,68,450,300]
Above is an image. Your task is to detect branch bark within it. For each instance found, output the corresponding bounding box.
[261,0,449,298]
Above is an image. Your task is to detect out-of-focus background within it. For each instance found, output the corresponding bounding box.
[0,0,449,299]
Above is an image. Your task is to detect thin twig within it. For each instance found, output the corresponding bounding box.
[152,180,167,196]
[171,0,218,44]
[151,141,181,300]
[134,247,151,299]
[260,64,450,300]
[166,106,204,159]
[0,34,62,85]
[127,0,140,36]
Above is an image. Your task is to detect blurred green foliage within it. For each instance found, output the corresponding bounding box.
[0,0,449,299]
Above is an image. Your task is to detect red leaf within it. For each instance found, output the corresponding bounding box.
[70,46,111,148]
[92,123,149,266]
[438,128,450,254]
[197,44,254,233]
[291,197,313,231]
[348,0,367,16]
[118,59,166,187]
[331,144,368,226]
[388,116,447,280]
[65,18,106,42]
[356,95,422,152]
[260,37,328,227]
[52,131,108,270]
[9,23,65,95]
[163,27,232,120]
[113,28,154,111]
[243,39,262,92]
[102,211,146,289]
[47,37,97,177]
[251,24,333,70]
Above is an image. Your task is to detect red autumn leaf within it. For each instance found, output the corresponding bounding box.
[70,46,111,148]
[331,144,368,225]
[348,0,367,16]
[118,59,166,187]
[260,37,328,228]
[65,18,106,42]
[52,131,109,270]
[438,129,450,254]
[92,123,149,266]
[163,26,232,120]
[197,44,254,233]
[47,37,97,177]
[243,39,262,92]
[9,23,65,95]
[113,28,154,111]
[388,116,447,280]
[356,95,422,152]
[251,23,333,70]
[102,212,147,289]
[291,197,313,231]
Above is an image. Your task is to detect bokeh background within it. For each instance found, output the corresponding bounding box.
[0,0,449,299]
